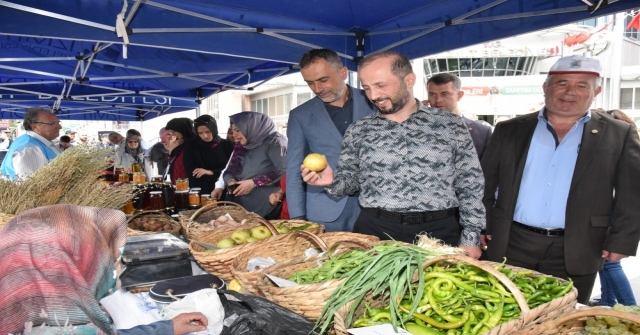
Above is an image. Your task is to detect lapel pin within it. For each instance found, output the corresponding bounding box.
[591,129,598,134]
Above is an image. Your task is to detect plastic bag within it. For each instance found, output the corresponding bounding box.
[162,288,225,335]
[218,290,318,335]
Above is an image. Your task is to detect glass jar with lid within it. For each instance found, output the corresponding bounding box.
[133,172,146,185]
[174,190,189,211]
[148,191,164,211]
[200,194,216,207]
[176,178,189,191]
[188,191,201,209]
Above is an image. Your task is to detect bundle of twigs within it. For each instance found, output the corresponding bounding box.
[0,147,134,216]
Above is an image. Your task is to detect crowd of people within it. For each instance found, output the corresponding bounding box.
[0,48,639,333]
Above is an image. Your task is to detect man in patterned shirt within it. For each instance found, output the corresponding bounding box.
[302,51,486,258]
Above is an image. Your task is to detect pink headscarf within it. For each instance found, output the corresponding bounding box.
[0,205,127,334]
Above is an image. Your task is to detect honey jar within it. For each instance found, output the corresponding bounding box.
[200,194,216,207]
[176,178,189,191]
[174,190,189,211]
[148,191,164,211]
[188,191,201,208]
[133,172,146,185]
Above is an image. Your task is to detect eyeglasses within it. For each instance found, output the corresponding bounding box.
[33,121,61,126]
[127,141,139,144]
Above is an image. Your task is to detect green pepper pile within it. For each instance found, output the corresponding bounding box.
[289,248,368,284]
[351,260,574,335]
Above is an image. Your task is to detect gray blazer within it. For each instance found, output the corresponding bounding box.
[286,86,375,224]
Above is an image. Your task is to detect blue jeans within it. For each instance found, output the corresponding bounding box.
[599,260,637,306]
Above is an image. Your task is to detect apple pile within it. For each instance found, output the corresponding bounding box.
[216,225,274,248]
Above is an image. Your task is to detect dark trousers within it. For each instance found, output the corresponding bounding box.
[505,223,598,304]
[353,209,460,246]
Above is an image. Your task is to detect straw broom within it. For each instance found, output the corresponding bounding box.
[0,146,134,220]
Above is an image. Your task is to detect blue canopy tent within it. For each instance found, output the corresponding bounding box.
[0,0,638,121]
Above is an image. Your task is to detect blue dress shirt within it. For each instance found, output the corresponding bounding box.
[514,108,591,229]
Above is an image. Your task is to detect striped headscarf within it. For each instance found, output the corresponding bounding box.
[0,205,127,334]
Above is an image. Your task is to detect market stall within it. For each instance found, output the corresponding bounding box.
[1,147,639,334]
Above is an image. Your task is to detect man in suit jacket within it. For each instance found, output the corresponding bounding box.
[426,73,492,159]
[481,55,640,304]
[287,49,375,232]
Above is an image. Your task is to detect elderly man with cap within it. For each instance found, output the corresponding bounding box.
[480,55,640,304]
[1,107,62,179]
[65,129,77,145]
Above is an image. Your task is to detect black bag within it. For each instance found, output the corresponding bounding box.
[218,290,318,335]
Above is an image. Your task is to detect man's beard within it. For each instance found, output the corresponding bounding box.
[317,84,348,103]
[374,84,412,115]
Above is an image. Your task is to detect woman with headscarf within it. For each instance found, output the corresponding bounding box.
[164,117,196,183]
[0,204,207,335]
[221,112,287,217]
[115,133,146,172]
[183,115,234,195]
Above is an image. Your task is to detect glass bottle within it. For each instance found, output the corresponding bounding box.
[131,162,142,173]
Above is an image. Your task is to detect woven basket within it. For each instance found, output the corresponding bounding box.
[231,231,379,297]
[127,210,181,236]
[268,219,325,236]
[333,254,533,335]
[257,239,379,321]
[179,201,259,240]
[498,262,578,335]
[532,307,640,334]
[189,216,284,282]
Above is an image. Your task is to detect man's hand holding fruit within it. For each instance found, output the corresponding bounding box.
[301,153,333,186]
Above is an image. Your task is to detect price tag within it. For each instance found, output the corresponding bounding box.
[347,324,413,335]
[265,274,299,287]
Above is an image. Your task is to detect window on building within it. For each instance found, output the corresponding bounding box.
[624,11,639,40]
[620,87,640,110]
[297,93,312,106]
[251,93,298,117]
[621,88,633,109]
[425,56,536,79]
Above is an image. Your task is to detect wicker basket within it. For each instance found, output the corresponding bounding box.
[268,219,325,236]
[231,231,379,297]
[179,201,260,240]
[189,216,285,282]
[127,210,181,236]
[500,262,578,335]
[532,307,640,334]
[333,254,534,335]
[257,238,379,321]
